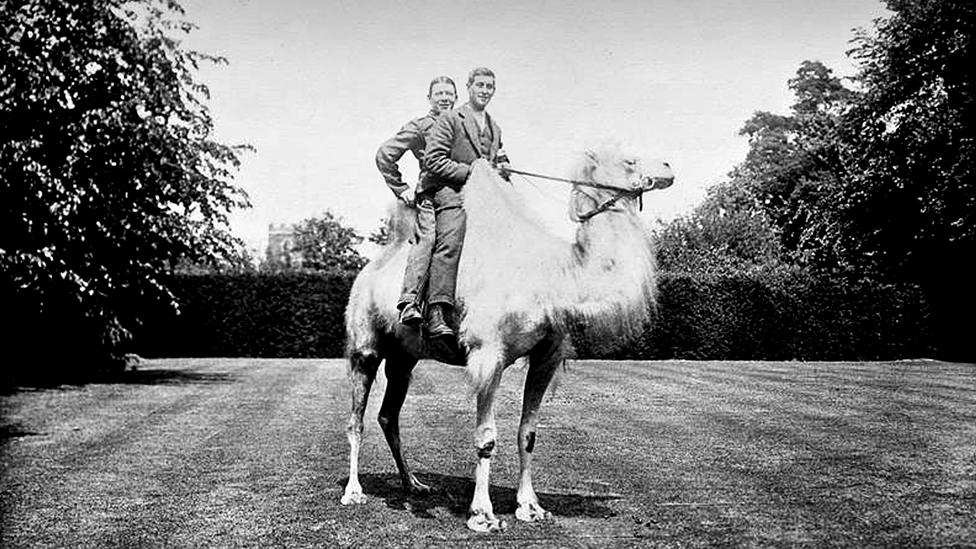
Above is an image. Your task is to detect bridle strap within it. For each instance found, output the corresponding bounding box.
[572,188,642,221]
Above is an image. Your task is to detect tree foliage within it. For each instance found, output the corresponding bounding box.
[654,181,786,275]
[666,1,975,358]
[656,61,852,275]
[833,0,976,359]
[732,60,855,270]
[368,217,392,246]
[290,211,367,272]
[838,0,976,281]
[1,0,250,367]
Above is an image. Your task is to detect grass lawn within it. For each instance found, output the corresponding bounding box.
[2,358,974,547]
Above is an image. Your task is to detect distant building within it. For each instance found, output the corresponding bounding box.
[266,223,303,268]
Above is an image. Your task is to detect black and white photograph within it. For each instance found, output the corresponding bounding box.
[2,0,974,546]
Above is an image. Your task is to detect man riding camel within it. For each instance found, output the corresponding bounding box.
[375,75,458,326]
[419,67,510,338]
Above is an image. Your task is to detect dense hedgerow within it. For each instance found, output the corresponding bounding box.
[130,271,935,361]
[134,272,353,359]
[571,271,933,361]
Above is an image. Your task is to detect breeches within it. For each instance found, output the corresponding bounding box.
[398,195,436,305]
[425,186,466,307]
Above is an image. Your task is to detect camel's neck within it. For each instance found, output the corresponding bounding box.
[449,162,656,343]
[558,212,656,325]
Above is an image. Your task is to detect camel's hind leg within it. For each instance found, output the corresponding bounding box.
[515,335,565,522]
[341,350,381,505]
[378,353,430,495]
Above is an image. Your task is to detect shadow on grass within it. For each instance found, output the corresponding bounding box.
[1,367,237,394]
[346,473,620,521]
[98,368,238,386]
[0,422,44,440]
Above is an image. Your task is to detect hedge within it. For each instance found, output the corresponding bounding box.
[571,272,934,361]
[131,271,937,361]
[133,272,353,359]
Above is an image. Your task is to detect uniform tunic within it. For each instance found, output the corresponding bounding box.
[375,111,440,306]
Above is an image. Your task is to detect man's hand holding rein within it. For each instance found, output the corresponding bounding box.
[400,186,417,207]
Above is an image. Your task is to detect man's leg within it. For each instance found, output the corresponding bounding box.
[397,195,436,324]
[427,186,466,337]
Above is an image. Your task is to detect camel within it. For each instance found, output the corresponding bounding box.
[340,143,674,532]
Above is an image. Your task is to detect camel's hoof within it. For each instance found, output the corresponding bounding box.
[516,502,553,523]
[405,474,432,495]
[340,490,367,505]
[467,512,507,533]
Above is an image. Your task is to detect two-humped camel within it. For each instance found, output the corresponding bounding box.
[341,144,673,532]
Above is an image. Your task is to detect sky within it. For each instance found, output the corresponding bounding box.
[178,0,889,256]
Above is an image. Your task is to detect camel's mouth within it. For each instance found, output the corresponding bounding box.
[640,175,674,191]
[638,162,674,191]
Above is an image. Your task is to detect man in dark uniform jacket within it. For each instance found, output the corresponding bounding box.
[375,76,457,325]
[421,67,510,338]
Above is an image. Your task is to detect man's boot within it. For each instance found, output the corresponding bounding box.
[426,303,455,339]
[399,302,423,326]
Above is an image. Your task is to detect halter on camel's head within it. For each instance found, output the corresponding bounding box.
[568,146,674,222]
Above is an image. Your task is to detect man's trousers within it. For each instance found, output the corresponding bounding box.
[398,186,465,308]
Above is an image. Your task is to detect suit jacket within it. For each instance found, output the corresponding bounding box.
[375,111,438,197]
[421,102,503,192]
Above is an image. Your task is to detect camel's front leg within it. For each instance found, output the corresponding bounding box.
[515,337,563,522]
[467,368,507,533]
[341,351,380,505]
[378,354,430,495]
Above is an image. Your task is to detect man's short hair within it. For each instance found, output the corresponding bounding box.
[428,75,457,96]
[466,67,495,87]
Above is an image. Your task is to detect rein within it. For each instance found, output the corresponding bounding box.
[505,167,647,221]
[505,167,633,193]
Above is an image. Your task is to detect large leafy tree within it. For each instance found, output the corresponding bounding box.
[290,211,367,272]
[732,60,855,269]
[839,0,975,280]
[658,2,974,358]
[837,0,976,358]
[659,61,854,275]
[1,0,250,370]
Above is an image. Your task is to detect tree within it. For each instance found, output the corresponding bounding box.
[1,1,250,371]
[368,217,392,246]
[290,211,367,272]
[654,181,785,275]
[732,60,856,270]
[837,0,976,358]
[838,0,975,279]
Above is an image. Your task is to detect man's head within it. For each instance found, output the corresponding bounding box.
[428,76,457,114]
[466,67,495,111]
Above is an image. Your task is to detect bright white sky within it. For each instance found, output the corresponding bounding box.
[179,0,888,255]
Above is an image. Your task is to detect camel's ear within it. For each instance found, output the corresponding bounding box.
[583,149,599,165]
[578,149,599,179]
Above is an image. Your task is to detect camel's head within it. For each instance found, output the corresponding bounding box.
[569,144,674,222]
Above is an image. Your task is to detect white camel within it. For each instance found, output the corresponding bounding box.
[340,144,674,532]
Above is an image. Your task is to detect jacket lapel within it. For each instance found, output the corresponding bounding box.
[459,103,485,159]
[486,112,501,157]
